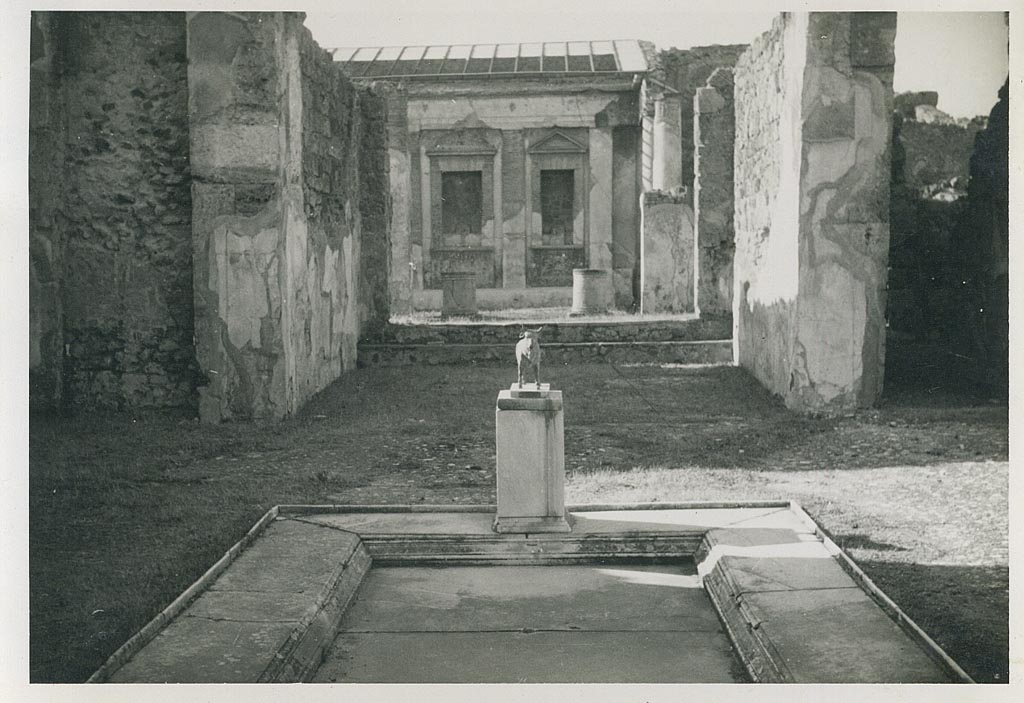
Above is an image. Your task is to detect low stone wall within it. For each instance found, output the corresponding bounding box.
[365,317,732,345]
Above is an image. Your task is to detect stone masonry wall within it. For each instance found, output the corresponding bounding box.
[658,44,747,203]
[30,12,198,411]
[693,67,735,318]
[190,12,387,421]
[956,79,1008,388]
[734,12,897,413]
[29,14,66,410]
[887,94,985,338]
[357,84,392,334]
[733,15,800,398]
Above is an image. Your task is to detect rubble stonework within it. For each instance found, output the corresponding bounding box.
[886,94,985,339]
[693,67,736,318]
[734,12,897,414]
[30,12,198,411]
[657,44,747,204]
[956,79,1009,388]
[358,85,392,335]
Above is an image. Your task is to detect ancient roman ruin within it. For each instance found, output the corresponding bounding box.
[29,11,1008,421]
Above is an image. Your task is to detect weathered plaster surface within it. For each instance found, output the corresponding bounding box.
[406,94,627,132]
[733,14,804,396]
[384,83,637,303]
[793,13,895,411]
[640,191,695,314]
[733,12,895,413]
[190,12,387,421]
[588,128,615,275]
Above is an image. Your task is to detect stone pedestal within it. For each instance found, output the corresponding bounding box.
[440,271,477,318]
[494,384,570,533]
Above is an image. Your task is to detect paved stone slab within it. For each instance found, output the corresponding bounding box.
[110,617,299,683]
[300,507,795,536]
[303,512,496,534]
[209,549,342,592]
[106,517,366,683]
[572,507,789,532]
[718,507,817,533]
[714,554,856,594]
[340,565,721,633]
[185,589,315,622]
[314,631,745,683]
[703,526,819,549]
[741,587,949,683]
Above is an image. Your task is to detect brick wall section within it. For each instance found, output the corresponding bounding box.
[30,12,197,411]
[693,67,735,318]
[658,44,747,202]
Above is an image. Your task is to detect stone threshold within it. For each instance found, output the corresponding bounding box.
[88,501,972,684]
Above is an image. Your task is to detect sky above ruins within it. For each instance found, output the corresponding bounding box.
[305,1,1010,119]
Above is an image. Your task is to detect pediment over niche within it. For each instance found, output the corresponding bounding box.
[528,130,588,154]
[425,130,497,156]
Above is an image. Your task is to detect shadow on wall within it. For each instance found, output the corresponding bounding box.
[884,80,1008,398]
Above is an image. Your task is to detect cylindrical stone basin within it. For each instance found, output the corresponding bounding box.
[569,269,610,317]
[441,271,478,318]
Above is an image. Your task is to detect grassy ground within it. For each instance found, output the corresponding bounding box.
[29,362,1008,683]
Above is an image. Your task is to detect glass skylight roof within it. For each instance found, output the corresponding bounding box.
[332,40,648,78]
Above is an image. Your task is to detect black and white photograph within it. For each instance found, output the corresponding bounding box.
[3,0,1017,699]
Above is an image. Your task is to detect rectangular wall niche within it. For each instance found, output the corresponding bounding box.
[423,131,499,289]
[527,129,589,288]
[541,170,575,245]
[441,171,483,237]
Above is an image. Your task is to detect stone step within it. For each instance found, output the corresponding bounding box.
[365,317,732,346]
[357,339,734,368]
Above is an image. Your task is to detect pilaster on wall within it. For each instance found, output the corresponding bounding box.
[733,12,896,414]
[693,67,736,319]
[640,190,695,314]
[188,11,290,422]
